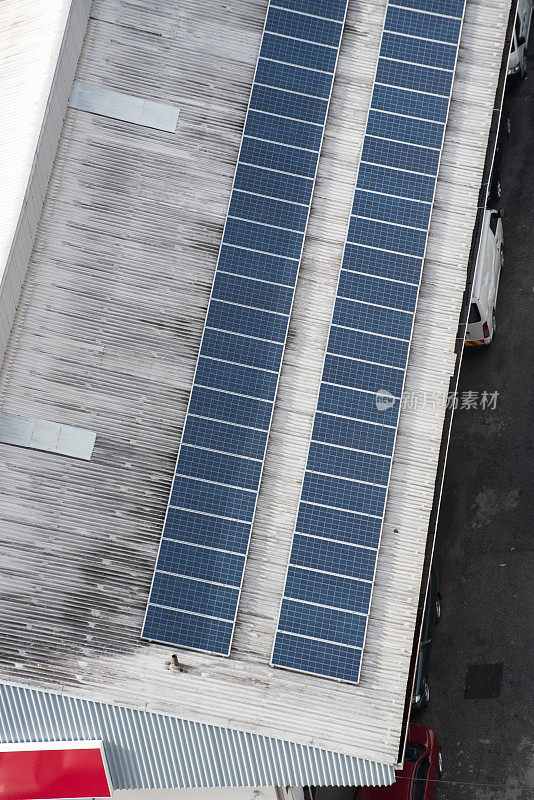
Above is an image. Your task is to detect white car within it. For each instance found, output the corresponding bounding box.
[508,0,533,84]
[465,209,504,348]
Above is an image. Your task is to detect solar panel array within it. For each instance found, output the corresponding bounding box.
[142,0,349,655]
[271,0,466,683]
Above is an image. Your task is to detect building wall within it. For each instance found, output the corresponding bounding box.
[0,0,91,362]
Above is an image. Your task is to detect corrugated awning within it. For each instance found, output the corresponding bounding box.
[0,683,394,789]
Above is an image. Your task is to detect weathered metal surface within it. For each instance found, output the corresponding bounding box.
[0,0,511,772]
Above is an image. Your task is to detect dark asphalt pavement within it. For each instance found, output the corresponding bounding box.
[418,58,534,800]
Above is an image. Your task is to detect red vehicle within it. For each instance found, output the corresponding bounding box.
[355,724,442,800]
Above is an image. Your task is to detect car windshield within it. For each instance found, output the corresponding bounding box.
[469,302,481,323]
[511,14,520,52]
[404,742,426,763]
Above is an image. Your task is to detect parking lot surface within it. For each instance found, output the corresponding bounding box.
[419,61,534,800]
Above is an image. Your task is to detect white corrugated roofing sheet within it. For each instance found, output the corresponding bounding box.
[0,0,510,780]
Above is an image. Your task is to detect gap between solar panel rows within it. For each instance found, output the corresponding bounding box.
[142,0,349,656]
[272,0,465,683]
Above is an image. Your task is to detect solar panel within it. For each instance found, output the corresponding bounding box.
[271,0,466,684]
[142,0,349,655]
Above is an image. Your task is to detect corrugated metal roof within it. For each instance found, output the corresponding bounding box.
[0,0,510,778]
[0,683,393,788]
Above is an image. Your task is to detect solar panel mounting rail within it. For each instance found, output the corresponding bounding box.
[142,0,350,655]
[271,0,467,684]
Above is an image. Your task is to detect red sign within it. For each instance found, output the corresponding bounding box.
[0,740,113,800]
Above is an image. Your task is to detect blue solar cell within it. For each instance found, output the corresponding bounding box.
[145,0,348,657]
[366,110,444,150]
[250,84,327,125]
[328,326,410,369]
[357,162,435,203]
[296,501,382,548]
[384,5,462,43]
[352,189,431,230]
[151,0,467,670]
[318,380,401,424]
[143,606,233,654]
[157,539,245,585]
[170,475,257,521]
[181,417,268,461]
[224,217,303,260]
[278,598,367,649]
[308,441,391,485]
[235,164,313,206]
[274,0,347,21]
[348,216,427,259]
[333,297,414,340]
[206,300,288,343]
[213,270,294,314]
[323,350,403,395]
[380,31,457,70]
[164,507,251,553]
[271,0,463,669]
[338,268,419,311]
[362,136,440,176]
[240,136,317,178]
[245,111,323,152]
[323,354,405,397]
[323,360,395,406]
[272,632,362,682]
[312,412,396,456]
[195,357,277,401]
[371,83,449,123]
[261,32,338,73]
[301,472,386,516]
[396,0,464,17]
[291,533,378,581]
[255,58,332,99]
[151,572,239,619]
[285,565,372,613]
[343,243,423,283]
[266,6,343,47]
[177,445,262,491]
[376,58,453,97]
[188,386,272,429]
[201,328,283,371]
[229,191,308,232]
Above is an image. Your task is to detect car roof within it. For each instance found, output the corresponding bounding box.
[472,209,497,300]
